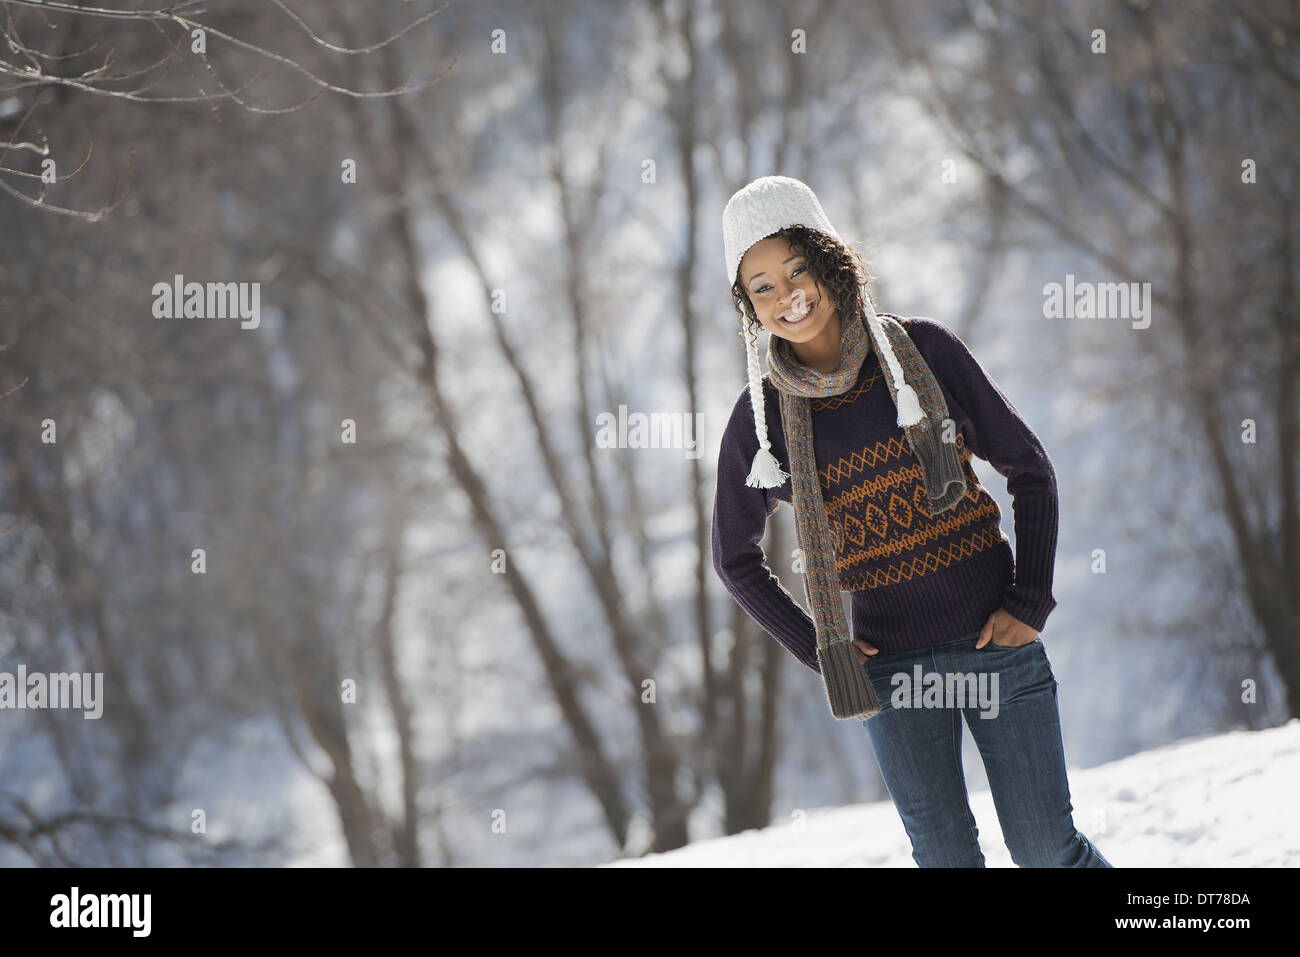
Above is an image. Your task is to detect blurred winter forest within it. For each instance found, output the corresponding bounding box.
[0,0,1296,866]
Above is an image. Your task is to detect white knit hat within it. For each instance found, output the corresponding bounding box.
[722,175,923,489]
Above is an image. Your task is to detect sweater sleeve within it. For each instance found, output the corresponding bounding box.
[711,384,823,675]
[908,317,1060,632]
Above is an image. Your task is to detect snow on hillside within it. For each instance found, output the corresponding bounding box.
[604,718,1300,867]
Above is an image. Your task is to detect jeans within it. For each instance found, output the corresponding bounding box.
[861,631,1112,868]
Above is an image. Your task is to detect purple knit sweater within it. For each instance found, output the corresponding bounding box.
[711,314,1059,675]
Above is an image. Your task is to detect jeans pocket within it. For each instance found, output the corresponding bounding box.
[989,636,1041,650]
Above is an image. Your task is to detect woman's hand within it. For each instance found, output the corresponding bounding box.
[850,638,879,665]
[975,608,1039,649]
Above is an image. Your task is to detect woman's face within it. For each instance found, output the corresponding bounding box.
[739,235,836,343]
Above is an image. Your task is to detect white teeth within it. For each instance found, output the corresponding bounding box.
[782,303,813,322]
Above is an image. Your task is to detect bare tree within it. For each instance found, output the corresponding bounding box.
[0,0,448,219]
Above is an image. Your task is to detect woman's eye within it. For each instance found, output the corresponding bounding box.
[754,266,804,295]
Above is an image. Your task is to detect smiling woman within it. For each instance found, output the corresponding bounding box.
[710,173,1112,869]
[731,222,875,376]
[741,239,836,369]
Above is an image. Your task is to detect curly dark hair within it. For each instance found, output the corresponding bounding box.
[729,224,877,342]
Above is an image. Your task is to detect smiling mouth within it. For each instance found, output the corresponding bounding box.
[779,299,817,323]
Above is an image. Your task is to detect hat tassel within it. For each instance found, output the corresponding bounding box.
[894,381,926,427]
[745,443,790,489]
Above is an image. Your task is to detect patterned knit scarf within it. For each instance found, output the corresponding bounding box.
[765,307,968,720]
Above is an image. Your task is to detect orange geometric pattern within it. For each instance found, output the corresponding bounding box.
[814,412,1005,590]
[836,526,1008,590]
[811,365,882,411]
[824,435,974,516]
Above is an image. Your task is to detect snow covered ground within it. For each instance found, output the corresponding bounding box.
[605,718,1300,867]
